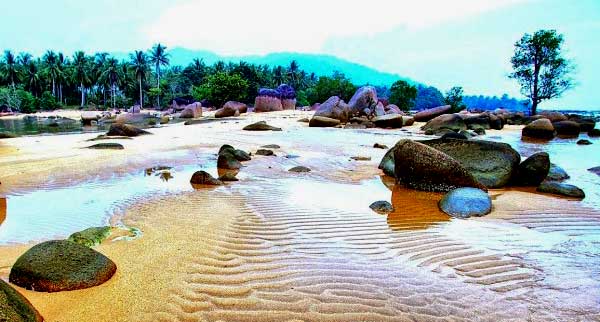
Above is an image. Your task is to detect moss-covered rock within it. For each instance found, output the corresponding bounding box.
[9,240,117,292]
[242,121,282,131]
[68,226,112,247]
[0,279,43,322]
[86,143,124,150]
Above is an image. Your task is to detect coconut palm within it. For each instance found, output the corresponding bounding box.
[3,50,18,89]
[43,50,59,96]
[25,60,41,96]
[99,57,121,108]
[93,53,109,106]
[149,43,170,107]
[130,50,148,110]
[56,52,67,104]
[287,60,299,88]
[273,65,286,86]
[73,51,90,107]
[17,52,32,66]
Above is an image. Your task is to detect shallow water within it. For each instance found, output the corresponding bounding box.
[0,116,109,135]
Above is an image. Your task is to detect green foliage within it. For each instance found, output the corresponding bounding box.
[306,72,356,104]
[192,72,249,107]
[444,86,466,113]
[415,85,445,110]
[509,29,574,115]
[39,91,61,110]
[388,80,417,111]
[0,87,38,113]
[296,90,309,107]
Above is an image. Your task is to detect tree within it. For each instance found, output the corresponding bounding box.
[388,80,417,111]
[149,43,170,107]
[3,50,18,89]
[287,60,299,88]
[192,72,248,107]
[99,58,121,108]
[25,60,41,97]
[130,50,148,109]
[509,30,574,115]
[414,85,445,110]
[444,86,466,113]
[72,51,90,107]
[43,50,59,97]
[306,72,356,104]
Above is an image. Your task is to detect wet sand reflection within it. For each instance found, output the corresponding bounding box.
[0,198,6,226]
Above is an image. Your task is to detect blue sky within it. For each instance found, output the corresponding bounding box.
[1,0,599,109]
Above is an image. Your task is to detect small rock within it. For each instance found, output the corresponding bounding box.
[439,187,492,218]
[218,172,239,182]
[87,143,124,150]
[243,121,282,131]
[261,144,280,149]
[309,116,341,128]
[106,124,150,137]
[373,143,388,149]
[68,226,112,247]
[577,139,592,145]
[190,171,223,185]
[351,156,371,161]
[256,149,275,156]
[369,201,394,214]
[537,181,585,199]
[588,166,600,176]
[297,118,310,123]
[289,166,311,173]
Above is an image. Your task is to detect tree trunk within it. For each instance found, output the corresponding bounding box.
[531,100,538,116]
[80,82,85,107]
[139,78,143,111]
[52,78,56,97]
[156,65,160,108]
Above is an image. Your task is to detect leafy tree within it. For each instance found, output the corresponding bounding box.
[99,58,121,108]
[444,86,466,113]
[388,80,417,111]
[192,72,248,107]
[130,50,149,109]
[509,30,574,115]
[414,85,445,110]
[306,72,356,104]
[24,60,41,97]
[149,43,170,107]
[39,91,60,110]
[2,50,18,88]
[72,51,90,107]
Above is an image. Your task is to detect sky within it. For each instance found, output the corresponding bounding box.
[1,0,599,109]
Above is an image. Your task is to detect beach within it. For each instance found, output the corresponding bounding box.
[1,110,600,321]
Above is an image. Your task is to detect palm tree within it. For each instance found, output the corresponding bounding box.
[43,50,58,96]
[99,58,121,109]
[130,50,148,110]
[149,43,170,107]
[3,50,18,89]
[287,60,299,87]
[56,52,67,103]
[17,52,32,66]
[73,51,90,107]
[94,53,109,106]
[273,65,286,86]
[25,60,41,96]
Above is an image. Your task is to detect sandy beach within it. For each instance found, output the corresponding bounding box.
[1,111,600,321]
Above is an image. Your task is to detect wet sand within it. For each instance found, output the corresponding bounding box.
[1,111,600,321]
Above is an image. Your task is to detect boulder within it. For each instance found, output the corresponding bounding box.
[309,116,341,128]
[0,279,44,322]
[588,166,600,176]
[513,152,550,186]
[81,111,100,125]
[378,148,395,177]
[289,166,311,173]
[421,114,466,133]
[217,145,248,170]
[374,102,386,116]
[218,172,239,182]
[127,105,141,113]
[537,182,585,199]
[215,101,247,118]
[488,113,503,130]
[348,86,378,115]
[414,105,452,122]
[569,117,596,132]
[539,111,568,122]
[419,138,520,188]
[441,132,468,140]
[115,112,152,124]
[87,143,124,150]
[254,88,283,112]
[392,139,487,192]
[9,240,117,292]
[372,114,403,129]
[179,102,203,118]
[439,187,492,218]
[190,171,223,185]
[553,120,580,137]
[106,124,150,137]
[314,96,352,123]
[255,149,275,156]
[373,143,388,149]
[577,139,592,145]
[522,118,556,139]
[278,84,297,110]
[589,129,600,137]
[547,163,570,181]
[402,116,415,126]
[462,114,491,130]
[243,121,282,131]
[385,104,403,115]
[68,226,112,247]
[369,201,394,214]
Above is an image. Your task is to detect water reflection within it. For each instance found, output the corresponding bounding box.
[385,181,450,231]
[0,198,6,226]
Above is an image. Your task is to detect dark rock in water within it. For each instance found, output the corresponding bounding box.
[9,240,117,292]
[106,124,150,137]
[378,148,395,177]
[261,144,280,149]
[537,182,585,199]
[87,143,124,150]
[522,119,555,139]
[414,105,452,122]
[314,96,351,123]
[513,152,550,186]
[348,86,377,115]
[441,132,468,140]
[463,114,491,130]
[439,187,492,218]
[255,149,275,156]
[218,172,239,182]
[588,166,600,176]
[285,154,300,159]
[372,114,403,129]
[0,279,44,322]
[190,171,223,185]
[547,163,570,181]
[369,200,394,214]
[577,139,592,145]
[309,116,340,127]
[553,120,580,137]
[289,166,311,173]
[419,138,520,188]
[473,127,486,135]
[218,150,242,170]
[373,143,388,149]
[459,130,477,139]
[0,132,17,139]
[350,156,371,161]
[219,145,251,162]
[421,114,466,133]
[588,129,600,137]
[68,226,112,247]
[393,139,487,192]
[243,121,282,131]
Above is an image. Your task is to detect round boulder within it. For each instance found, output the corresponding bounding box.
[537,182,585,199]
[369,201,395,214]
[309,116,341,128]
[372,114,403,129]
[106,124,150,137]
[243,121,282,131]
[348,86,377,115]
[421,114,467,133]
[413,105,452,122]
[313,96,351,123]
[522,119,556,139]
[190,171,223,185]
[439,187,492,218]
[9,240,117,292]
[513,152,550,186]
[553,120,580,137]
[0,279,44,322]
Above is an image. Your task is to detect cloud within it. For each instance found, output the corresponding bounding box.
[144,0,525,55]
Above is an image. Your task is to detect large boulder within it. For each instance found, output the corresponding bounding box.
[568,116,596,132]
[115,112,152,124]
[106,123,150,137]
[392,139,487,192]
[309,116,341,128]
[414,105,452,122]
[254,88,283,112]
[439,187,492,218]
[522,118,556,139]
[513,152,550,186]
[402,116,415,126]
[190,171,223,185]
[547,163,570,181]
[9,240,117,292]
[553,120,580,137]
[372,114,403,129]
[243,121,282,131]
[0,279,44,322]
[539,111,568,122]
[385,104,403,115]
[462,113,491,130]
[217,145,250,170]
[314,96,352,123]
[348,86,377,115]
[215,101,247,118]
[537,182,585,199]
[81,111,100,125]
[179,102,203,118]
[588,129,600,137]
[277,84,297,110]
[421,114,467,133]
[419,138,521,188]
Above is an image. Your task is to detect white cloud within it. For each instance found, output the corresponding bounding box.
[144,0,525,55]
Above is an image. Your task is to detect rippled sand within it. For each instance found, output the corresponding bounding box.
[1,111,600,321]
